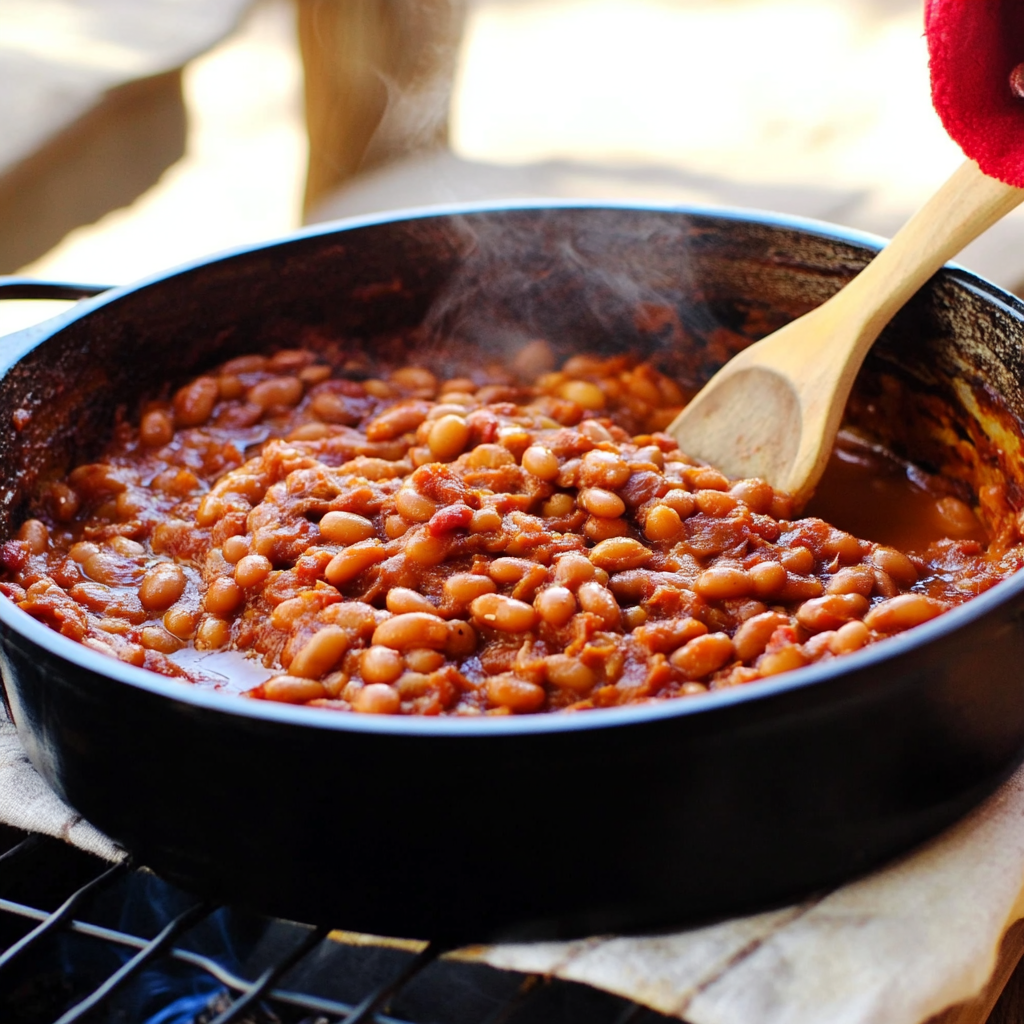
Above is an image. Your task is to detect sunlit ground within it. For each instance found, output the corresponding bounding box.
[3,0,1011,337]
[453,0,959,202]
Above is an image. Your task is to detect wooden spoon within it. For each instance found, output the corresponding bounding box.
[666,159,1024,507]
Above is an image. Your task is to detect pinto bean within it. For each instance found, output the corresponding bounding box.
[470,507,503,533]
[205,577,243,615]
[644,505,682,541]
[319,511,376,545]
[320,601,378,636]
[352,683,401,714]
[749,560,787,597]
[373,612,450,650]
[222,354,267,375]
[487,674,546,712]
[826,565,875,597]
[264,675,327,704]
[733,612,790,662]
[580,450,631,489]
[822,531,863,565]
[405,648,445,673]
[248,376,303,410]
[871,547,918,587]
[872,568,900,599]
[470,594,538,633]
[138,563,187,610]
[660,490,696,518]
[487,557,534,584]
[386,588,438,615]
[173,377,219,427]
[445,620,477,657]
[404,530,448,565]
[864,594,947,633]
[164,606,199,640]
[311,391,361,424]
[670,633,734,679]
[289,626,350,679]
[325,540,386,586]
[545,655,595,692]
[584,515,629,542]
[580,488,626,519]
[391,366,438,393]
[234,554,272,588]
[522,445,560,480]
[795,593,870,633]
[443,573,497,609]
[934,496,980,537]
[695,490,738,517]
[395,487,437,522]
[778,573,824,602]
[361,646,405,683]
[694,565,753,600]
[140,625,184,654]
[577,581,620,628]
[83,550,143,587]
[557,380,606,410]
[829,619,871,654]
[729,478,774,513]
[466,443,516,469]
[428,415,471,461]
[757,644,808,676]
[222,535,249,563]
[140,409,174,447]
[366,401,429,441]
[780,546,815,575]
[17,519,49,555]
[534,586,576,627]
[269,349,315,372]
[195,615,230,650]
[588,537,651,571]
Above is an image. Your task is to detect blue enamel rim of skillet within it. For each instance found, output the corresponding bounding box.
[3,197,1023,738]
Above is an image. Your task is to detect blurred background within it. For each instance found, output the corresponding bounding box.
[3,0,1023,338]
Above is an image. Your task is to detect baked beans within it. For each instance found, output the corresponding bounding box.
[2,341,1021,716]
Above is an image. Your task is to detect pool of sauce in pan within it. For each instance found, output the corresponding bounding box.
[805,431,986,551]
[169,431,987,691]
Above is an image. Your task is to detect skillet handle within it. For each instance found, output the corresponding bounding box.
[0,277,112,301]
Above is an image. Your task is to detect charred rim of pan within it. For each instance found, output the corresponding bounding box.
[1,199,1023,738]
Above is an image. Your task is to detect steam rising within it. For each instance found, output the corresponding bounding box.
[415,207,728,393]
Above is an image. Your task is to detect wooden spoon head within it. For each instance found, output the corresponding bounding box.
[664,163,1024,511]
[667,364,811,500]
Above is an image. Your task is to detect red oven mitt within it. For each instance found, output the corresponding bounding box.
[926,0,1024,187]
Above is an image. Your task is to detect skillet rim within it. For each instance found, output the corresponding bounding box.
[2,198,1023,738]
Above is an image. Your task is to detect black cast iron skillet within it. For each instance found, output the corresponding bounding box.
[2,203,1024,943]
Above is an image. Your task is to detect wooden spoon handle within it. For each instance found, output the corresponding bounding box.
[830,159,1024,362]
[667,159,1024,506]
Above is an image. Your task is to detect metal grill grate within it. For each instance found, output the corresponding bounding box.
[0,824,672,1024]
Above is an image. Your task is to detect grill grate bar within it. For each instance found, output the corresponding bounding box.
[0,845,662,1024]
[207,924,330,1024]
[0,894,419,1021]
[613,1003,651,1023]
[478,974,543,1024]
[52,900,210,1024]
[0,833,41,868]
[340,942,443,1023]
[0,860,127,976]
